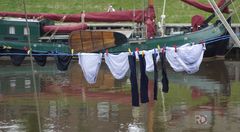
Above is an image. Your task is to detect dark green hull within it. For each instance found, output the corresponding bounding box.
[108,23,228,57]
[0,41,70,54]
[0,23,228,57]
[0,41,71,71]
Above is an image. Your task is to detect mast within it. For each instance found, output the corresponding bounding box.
[148,0,154,6]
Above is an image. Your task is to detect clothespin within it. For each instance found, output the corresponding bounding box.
[23,46,28,53]
[173,44,177,52]
[23,46,28,51]
[105,49,108,56]
[163,44,167,54]
[161,47,165,54]
[71,49,74,56]
[128,48,132,55]
[27,48,32,55]
[3,45,7,49]
[157,45,161,52]
[142,50,145,57]
[136,47,139,55]
[200,40,205,46]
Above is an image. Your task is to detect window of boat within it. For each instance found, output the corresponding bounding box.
[9,26,15,35]
[24,27,30,35]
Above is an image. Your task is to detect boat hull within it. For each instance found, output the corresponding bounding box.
[204,38,228,58]
[0,41,71,54]
[108,23,229,58]
[0,41,71,68]
[0,23,229,59]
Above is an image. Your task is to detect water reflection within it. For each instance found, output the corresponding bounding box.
[0,60,239,131]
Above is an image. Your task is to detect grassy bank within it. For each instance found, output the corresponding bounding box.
[0,0,239,23]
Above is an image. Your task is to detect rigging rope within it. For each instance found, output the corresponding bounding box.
[208,0,240,47]
[47,16,67,42]
[82,0,85,12]
[141,0,145,39]
[131,0,135,40]
[160,0,167,36]
[22,0,42,131]
[160,86,167,122]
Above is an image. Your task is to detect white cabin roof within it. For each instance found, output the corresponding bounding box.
[0,17,41,23]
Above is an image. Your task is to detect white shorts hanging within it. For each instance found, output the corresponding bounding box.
[104,52,129,79]
[78,53,102,84]
[134,49,160,72]
[144,49,160,72]
[166,43,206,74]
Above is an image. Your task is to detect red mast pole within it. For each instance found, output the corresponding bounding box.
[148,0,154,6]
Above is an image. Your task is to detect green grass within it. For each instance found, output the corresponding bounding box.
[0,0,239,23]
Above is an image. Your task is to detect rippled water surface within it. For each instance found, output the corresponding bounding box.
[0,60,240,132]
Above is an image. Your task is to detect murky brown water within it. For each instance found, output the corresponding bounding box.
[0,60,240,132]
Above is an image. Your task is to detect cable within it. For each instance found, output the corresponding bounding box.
[160,0,167,36]
[160,87,167,122]
[22,0,42,131]
[208,0,240,47]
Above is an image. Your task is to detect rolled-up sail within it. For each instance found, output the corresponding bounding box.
[43,23,88,33]
[0,6,155,23]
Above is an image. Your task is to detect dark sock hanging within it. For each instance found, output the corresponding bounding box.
[10,55,25,66]
[33,52,47,66]
[160,51,169,93]
[128,54,140,107]
[152,53,158,100]
[139,54,149,103]
[10,50,26,66]
[55,55,72,71]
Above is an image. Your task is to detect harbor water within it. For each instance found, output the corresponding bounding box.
[0,59,240,132]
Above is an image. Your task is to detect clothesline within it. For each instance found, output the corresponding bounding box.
[77,43,205,106]
[0,33,233,56]
[77,43,205,82]
[0,41,206,107]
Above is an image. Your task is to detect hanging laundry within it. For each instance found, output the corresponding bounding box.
[104,52,129,79]
[139,54,149,103]
[55,55,72,71]
[33,52,47,66]
[10,49,26,66]
[144,49,160,72]
[166,43,206,74]
[128,53,140,107]
[152,52,158,100]
[160,50,169,93]
[78,53,102,84]
[10,55,25,66]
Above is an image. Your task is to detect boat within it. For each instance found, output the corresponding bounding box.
[0,0,235,69]
[69,0,233,58]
